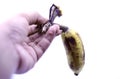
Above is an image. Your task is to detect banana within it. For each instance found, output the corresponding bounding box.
[61,27,85,76]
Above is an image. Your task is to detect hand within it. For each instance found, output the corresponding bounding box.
[0,12,62,79]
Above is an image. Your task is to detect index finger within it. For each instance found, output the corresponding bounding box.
[20,12,48,25]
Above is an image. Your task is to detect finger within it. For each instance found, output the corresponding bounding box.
[33,35,45,44]
[28,25,38,35]
[44,24,62,41]
[37,37,50,53]
[22,42,37,62]
[20,12,48,25]
[56,28,62,36]
[27,33,42,43]
[27,42,44,60]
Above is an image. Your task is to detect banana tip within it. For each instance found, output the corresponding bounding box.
[74,73,79,76]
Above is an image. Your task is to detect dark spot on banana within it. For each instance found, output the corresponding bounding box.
[64,37,72,50]
[83,51,85,60]
[76,32,80,38]
[68,37,76,45]
[70,62,74,69]
[82,45,85,60]
[75,52,80,58]
[76,55,79,58]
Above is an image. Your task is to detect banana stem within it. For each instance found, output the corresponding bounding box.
[59,25,69,32]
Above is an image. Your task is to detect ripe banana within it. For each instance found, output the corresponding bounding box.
[61,27,85,76]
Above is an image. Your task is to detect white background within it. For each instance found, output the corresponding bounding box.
[0,0,120,79]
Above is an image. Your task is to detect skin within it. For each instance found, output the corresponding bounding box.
[0,12,62,79]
